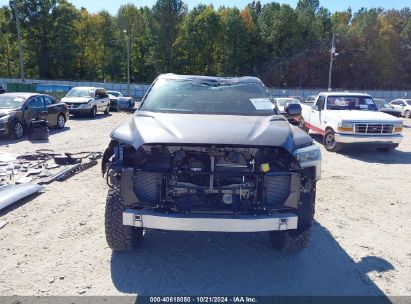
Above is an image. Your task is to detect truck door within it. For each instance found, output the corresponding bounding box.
[307,95,325,134]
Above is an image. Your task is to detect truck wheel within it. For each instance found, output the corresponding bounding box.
[105,188,143,251]
[405,110,411,119]
[269,227,312,253]
[323,129,342,152]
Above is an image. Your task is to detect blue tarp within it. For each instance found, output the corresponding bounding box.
[36,84,72,92]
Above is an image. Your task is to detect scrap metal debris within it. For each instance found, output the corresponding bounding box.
[0,150,102,211]
[0,183,45,211]
[0,150,102,185]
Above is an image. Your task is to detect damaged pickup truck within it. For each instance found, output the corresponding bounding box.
[102,74,321,253]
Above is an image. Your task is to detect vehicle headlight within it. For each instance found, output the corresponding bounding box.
[81,102,92,108]
[293,144,321,180]
[394,122,403,133]
[293,144,321,163]
[0,115,10,123]
[337,121,354,132]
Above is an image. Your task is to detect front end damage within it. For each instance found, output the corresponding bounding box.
[102,141,321,233]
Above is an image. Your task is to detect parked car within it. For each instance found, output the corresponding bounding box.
[304,95,317,104]
[61,87,110,117]
[273,97,301,124]
[289,95,305,103]
[374,98,402,117]
[0,92,69,139]
[299,92,403,152]
[102,73,321,253]
[107,91,135,111]
[0,85,5,94]
[389,99,411,118]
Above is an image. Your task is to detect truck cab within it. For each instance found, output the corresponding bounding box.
[300,92,403,152]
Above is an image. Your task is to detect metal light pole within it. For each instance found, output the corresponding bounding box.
[124,30,131,97]
[328,33,338,91]
[11,0,25,82]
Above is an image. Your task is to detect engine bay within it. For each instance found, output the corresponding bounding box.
[107,143,311,214]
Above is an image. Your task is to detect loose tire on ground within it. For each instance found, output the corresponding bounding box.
[323,129,342,152]
[105,188,143,251]
[269,227,312,253]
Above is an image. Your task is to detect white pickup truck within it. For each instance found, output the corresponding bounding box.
[299,92,403,152]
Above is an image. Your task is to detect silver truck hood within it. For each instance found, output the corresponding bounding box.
[111,111,312,152]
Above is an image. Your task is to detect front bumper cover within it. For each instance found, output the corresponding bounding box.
[0,121,11,135]
[123,209,298,232]
[335,133,403,145]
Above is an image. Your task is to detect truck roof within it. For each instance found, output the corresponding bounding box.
[318,92,371,97]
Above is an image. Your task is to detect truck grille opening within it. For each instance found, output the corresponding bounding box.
[66,103,81,109]
[126,144,306,214]
[354,123,394,134]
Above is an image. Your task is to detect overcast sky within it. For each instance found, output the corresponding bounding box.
[1,0,409,13]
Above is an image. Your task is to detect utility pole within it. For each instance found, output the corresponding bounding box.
[328,33,338,91]
[124,30,131,97]
[11,0,25,83]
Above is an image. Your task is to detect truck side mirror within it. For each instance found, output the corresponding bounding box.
[285,103,302,116]
[312,105,319,111]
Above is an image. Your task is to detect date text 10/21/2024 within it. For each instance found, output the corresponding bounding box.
[148,297,258,303]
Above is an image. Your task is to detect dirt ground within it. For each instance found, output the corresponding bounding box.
[0,111,410,297]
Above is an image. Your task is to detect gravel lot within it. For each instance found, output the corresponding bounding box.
[0,111,410,297]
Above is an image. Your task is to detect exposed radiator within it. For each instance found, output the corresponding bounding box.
[264,174,292,207]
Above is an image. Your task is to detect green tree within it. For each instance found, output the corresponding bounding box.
[0,6,18,77]
[150,0,187,73]
[219,8,248,75]
[176,5,221,75]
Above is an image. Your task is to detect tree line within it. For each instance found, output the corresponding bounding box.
[0,0,410,89]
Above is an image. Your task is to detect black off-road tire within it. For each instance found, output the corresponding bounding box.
[269,227,312,254]
[323,129,342,152]
[105,188,143,251]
